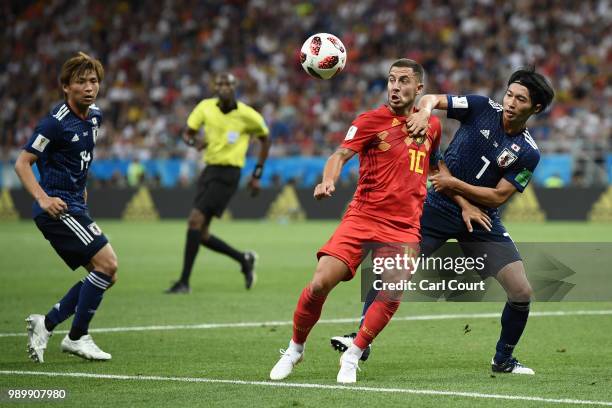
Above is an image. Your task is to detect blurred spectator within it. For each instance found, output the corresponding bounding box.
[127,158,145,187]
[1,0,609,186]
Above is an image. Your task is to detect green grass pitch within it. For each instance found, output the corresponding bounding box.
[0,220,611,407]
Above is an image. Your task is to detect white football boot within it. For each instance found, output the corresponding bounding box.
[337,346,362,384]
[270,340,304,380]
[25,314,52,363]
[61,334,111,361]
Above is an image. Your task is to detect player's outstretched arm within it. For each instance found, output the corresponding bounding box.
[406,95,448,136]
[431,161,517,208]
[14,150,67,218]
[314,147,356,200]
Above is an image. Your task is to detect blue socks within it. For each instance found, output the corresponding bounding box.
[45,279,85,331]
[69,271,112,340]
[495,301,530,363]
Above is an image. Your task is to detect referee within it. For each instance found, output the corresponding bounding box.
[166,73,270,294]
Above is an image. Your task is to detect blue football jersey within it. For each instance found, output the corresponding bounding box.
[24,102,102,217]
[426,94,540,218]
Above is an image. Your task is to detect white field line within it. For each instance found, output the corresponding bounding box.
[1,309,611,338]
[0,370,611,406]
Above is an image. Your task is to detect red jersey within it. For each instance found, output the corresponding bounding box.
[341,105,442,230]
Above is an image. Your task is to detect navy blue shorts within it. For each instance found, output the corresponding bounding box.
[419,203,521,277]
[34,212,109,270]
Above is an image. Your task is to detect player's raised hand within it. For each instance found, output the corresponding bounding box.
[314,180,335,200]
[461,203,492,232]
[38,196,68,219]
[405,108,431,136]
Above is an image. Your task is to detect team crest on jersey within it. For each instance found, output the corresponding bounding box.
[497,148,518,168]
[88,222,102,236]
[412,134,426,145]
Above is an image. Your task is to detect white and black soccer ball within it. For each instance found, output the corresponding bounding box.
[299,33,347,80]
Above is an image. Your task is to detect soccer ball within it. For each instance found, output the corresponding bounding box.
[299,33,347,80]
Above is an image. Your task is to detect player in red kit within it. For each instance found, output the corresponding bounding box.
[269,59,442,383]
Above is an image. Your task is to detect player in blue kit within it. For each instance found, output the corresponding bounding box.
[331,67,554,375]
[14,52,117,362]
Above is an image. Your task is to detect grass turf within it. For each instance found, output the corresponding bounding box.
[0,220,611,407]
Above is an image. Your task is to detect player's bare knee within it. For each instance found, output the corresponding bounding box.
[507,283,532,302]
[309,279,331,296]
[93,254,118,277]
[109,272,118,286]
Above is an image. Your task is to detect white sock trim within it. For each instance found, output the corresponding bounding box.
[347,344,364,358]
[288,339,304,353]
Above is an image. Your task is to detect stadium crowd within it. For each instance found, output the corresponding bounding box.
[1,0,610,185]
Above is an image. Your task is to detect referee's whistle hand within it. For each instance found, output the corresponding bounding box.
[247,178,261,197]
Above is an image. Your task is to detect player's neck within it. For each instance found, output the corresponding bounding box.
[217,99,237,114]
[66,99,90,120]
[502,116,526,135]
[389,103,415,117]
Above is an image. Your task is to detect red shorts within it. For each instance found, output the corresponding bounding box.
[317,208,420,279]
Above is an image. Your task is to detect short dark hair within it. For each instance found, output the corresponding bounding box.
[60,52,104,87]
[389,58,425,83]
[507,67,554,113]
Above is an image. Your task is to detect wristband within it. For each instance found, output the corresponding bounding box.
[252,164,264,179]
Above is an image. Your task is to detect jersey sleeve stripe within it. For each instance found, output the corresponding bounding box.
[523,130,538,150]
[53,104,70,121]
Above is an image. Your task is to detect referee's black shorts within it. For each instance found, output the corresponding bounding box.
[193,165,242,218]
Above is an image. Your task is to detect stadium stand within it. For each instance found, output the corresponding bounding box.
[1,0,609,187]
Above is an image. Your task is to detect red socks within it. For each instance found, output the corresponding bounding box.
[354,298,400,350]
[292,285,327,344]
[291,284,400,349]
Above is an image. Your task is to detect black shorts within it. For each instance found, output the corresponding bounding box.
[420,203,522,278]
[35,212,109,270]
[193,165,242,218]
